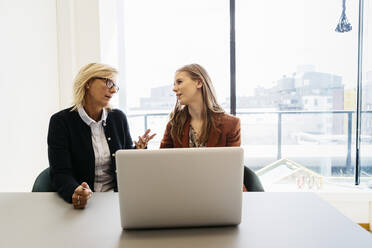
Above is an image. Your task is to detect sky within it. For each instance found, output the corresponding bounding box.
[121,0,371,110]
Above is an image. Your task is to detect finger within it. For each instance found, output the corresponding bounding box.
[72,184,91,205]
[72,192,78,201]
[81,189,91,197]
[137,136,146,146]
[74,185,82,193]
[72,193,81,204]
[74,185,84,195]
[72,197,81,208]
[73,202,86,209]
[73,197,88,209]
[134,141,141,149]
[80,183,92,198]
[79,197,88,206]
[142,129,151,138]
[143,134,155,145]
[81,182,90,190]
[148,133,156,140]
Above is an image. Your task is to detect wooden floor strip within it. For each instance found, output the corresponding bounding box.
[358,223,371,233]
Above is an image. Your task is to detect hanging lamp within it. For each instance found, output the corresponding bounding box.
[335,0,352,32]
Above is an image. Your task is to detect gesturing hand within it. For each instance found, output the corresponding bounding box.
[72,182,92,209]
[134,129,156,149]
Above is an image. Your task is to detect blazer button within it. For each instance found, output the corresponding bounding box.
[107,137,111,141]
[112,153,115,157]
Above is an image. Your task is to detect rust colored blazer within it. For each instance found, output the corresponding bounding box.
[160,113,246,191]
[160,113,241,148]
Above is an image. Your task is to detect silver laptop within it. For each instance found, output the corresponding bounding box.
[115,147,244,229]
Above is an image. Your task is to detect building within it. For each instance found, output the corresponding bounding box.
[138,85,175,110]
[237,66,344,112]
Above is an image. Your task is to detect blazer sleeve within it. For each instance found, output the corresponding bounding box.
[160,121,174,148]
[226,117,241,147]
[47,114,79,203]
[120,111,135,149]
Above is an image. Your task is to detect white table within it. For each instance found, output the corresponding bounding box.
[0,192,371,247]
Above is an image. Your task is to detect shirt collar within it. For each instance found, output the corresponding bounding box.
[77,105,107,126]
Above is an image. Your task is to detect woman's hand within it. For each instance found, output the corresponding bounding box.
[72,182,92,209]
[134,129,156,149]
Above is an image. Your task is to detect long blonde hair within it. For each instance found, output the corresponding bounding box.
[71,63,118,111]
[170,64,224,145]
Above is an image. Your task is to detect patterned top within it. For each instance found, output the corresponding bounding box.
[188,125,206,147]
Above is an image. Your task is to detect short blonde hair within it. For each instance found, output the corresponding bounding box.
[71,63,118,111]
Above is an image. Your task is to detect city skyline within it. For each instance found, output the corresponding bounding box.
[121,0,372,111]
[132,66,372,112]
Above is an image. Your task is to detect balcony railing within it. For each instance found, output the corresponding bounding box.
[237,110,371,167]
[127,110,372,173]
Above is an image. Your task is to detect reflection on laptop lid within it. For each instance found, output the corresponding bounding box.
[116,147,244,229]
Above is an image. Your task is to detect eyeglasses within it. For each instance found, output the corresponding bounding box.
[94,77,119,92]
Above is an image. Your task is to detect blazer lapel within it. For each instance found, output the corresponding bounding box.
[74,112,95,177]
[206,114,223,147]
[181,114,223,147]
[181,119,191,147]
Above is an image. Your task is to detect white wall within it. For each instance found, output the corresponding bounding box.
[56,0,120,108]
[0,0,121,191]
[0,0,60,191]
[99,0,121,108]
[57,0,102,108]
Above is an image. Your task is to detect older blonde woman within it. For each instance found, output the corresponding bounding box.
[160,64,247,191]
[48,63,155,208]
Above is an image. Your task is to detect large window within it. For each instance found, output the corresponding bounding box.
[361,0,372,181]
[119,0,371,190]
[235,0,368,190]
[122,0,229,148]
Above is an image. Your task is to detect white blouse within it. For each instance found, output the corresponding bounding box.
[78,106,115,192]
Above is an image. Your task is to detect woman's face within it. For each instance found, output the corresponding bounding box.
[85,77,117,108]
[173,71,202,105]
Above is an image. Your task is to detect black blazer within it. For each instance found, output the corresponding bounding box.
[47,107,134,203]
